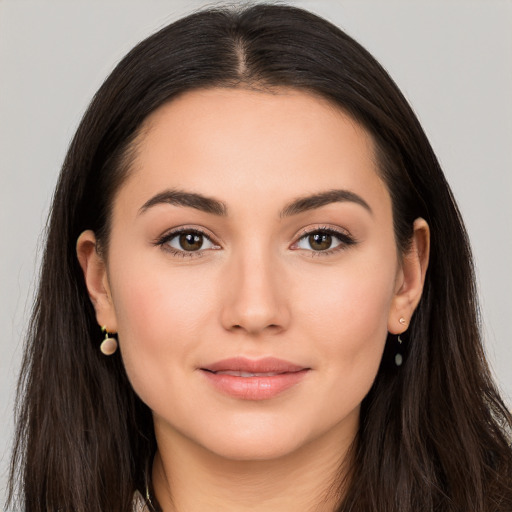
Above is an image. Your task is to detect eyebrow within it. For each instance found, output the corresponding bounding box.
[138,188,372,218]
[280,189,372,217]
[138,189,228,216]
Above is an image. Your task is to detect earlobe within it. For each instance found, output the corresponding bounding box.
[388,218,430,334]
[76,230,118,331]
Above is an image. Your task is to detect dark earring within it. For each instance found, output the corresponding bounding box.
[395,334,404,367]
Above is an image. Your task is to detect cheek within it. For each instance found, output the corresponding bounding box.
[107,252,217,401]
[111,247,217,328]
[296,254,396,383]
[294,275,392,434]
[300,254,395,329]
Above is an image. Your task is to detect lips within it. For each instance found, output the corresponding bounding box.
[213,370,282,377]
[200,357,310,400]
[203,357,306,374]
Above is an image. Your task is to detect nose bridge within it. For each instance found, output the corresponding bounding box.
[221,238,289,334]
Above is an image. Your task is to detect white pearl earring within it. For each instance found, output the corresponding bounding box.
[100,326,118,356]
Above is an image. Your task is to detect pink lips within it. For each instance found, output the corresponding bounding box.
[200,357,310,400]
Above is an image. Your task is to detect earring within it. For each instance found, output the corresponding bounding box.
[395,334,404,367]
[100,326,118,356]
[399,317,407,326]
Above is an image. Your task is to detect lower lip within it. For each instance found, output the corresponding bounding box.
[201,369,310,400]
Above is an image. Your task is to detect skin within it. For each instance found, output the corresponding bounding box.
[77,88,429,511]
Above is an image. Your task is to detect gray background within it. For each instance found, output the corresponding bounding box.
[1,0,511,505]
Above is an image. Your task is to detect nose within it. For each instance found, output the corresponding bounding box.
[220,249,290,336]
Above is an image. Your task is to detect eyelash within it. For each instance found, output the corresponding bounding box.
[293,226,357,257]
[154,225,356,259]
[154,227,218,258]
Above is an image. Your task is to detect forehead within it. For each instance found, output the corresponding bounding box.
[116,87,390,219]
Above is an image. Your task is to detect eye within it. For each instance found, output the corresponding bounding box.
[292,227,356,254]
[156,228,219,256]
[168,231,215,252]
[296,232,341,251]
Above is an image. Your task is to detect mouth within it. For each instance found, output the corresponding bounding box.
[204,370,285,377]
[202,356,307,374]
[200,357,310,400]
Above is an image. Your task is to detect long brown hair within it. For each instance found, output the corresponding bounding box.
[8,4,512,511]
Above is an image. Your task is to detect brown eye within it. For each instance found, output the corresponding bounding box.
[179,232,204,251]
[165,230,217,253]
[308,233,333,251]
[293,228,353,253]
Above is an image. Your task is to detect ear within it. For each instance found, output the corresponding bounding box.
[388,218,430,334]
[76,230,118,332]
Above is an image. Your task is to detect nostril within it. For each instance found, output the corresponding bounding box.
[229,323,282,334]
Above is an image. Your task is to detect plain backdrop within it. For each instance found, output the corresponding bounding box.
[1,0,511,505]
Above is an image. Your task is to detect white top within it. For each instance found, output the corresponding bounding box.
[133,491,150,511]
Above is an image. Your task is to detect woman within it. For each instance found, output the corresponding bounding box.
[7,4,512,511]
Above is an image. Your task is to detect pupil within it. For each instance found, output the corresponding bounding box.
[309,233,332,251]
[180,233,203,251]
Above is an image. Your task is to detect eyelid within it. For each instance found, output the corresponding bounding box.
[154,225,221,258]
[290,225,357,255]
[153,224,356,259]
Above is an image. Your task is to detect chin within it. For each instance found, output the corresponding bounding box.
[203,434,306,462]
[187,413,323,463]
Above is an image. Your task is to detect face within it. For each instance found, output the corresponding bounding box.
[86,88,416,461]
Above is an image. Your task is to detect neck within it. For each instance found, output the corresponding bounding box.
[151,422,356,512]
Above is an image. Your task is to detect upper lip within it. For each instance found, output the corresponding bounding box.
[201,357,308,374]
